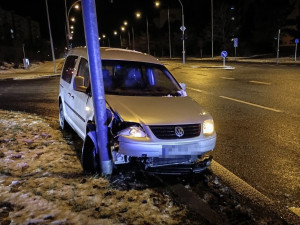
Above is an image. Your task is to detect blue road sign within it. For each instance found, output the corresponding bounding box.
[295,38,299,44]
[221,51,228,58]
[234,38,238,47]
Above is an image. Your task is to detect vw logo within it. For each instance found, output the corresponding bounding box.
[175,126,184,138]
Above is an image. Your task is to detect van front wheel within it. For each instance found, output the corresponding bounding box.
[81,136,100,174]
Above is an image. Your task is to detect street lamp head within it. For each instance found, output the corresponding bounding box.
[136,12,141,19]
[121,26,125,31]
[102,34,106,38]
[74,4,80,9]
[113,31,118,35]
[71,17,75,22]
[124,21,128,26]
[154,1,160,8]
[70,25,74,30]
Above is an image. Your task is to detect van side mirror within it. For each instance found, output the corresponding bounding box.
[179,82,186,91]
[179,82,187,96]
[74,76,87,92]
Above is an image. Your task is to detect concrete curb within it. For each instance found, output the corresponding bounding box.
[211,160,300,225]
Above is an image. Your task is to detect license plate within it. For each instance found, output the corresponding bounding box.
[162,143,200,156]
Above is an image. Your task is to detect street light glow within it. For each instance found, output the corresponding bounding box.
[70,25,74,29]
[136,12,141,18]
[124,21,128,26]
[74,4,80,9]
[121,26,125,31]
[71,17,75,22]
[113,31,118,35]
[154,1,160,7]
[102,34,106,38]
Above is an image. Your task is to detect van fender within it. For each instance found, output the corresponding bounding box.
[84,131,98,154]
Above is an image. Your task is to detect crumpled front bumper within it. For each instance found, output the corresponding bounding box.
[144,155,213,175]
[118,134,216,158]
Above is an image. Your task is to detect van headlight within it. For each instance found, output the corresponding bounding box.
[203,119,214,135]
[119,126,147,138]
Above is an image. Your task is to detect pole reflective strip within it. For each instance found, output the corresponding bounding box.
[82,0,112,175]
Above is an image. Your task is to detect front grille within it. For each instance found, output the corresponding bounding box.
[149,124,201,139]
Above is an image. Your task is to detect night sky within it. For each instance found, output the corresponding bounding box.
[1,0,299,57]
[0,0,212,47]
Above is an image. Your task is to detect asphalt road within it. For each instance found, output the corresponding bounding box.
[166,61,300,210]
[0,62,299,211]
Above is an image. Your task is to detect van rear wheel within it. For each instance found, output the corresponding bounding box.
[59,103,67,130]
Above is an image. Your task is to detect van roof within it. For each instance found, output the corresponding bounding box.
[67,47,162,65]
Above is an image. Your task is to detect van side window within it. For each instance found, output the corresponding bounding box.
[62,55,78,83]
[77,58,90,87]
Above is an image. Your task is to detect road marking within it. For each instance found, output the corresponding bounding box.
[219,96,282,113]
[221,77,235,80]
[249,80,271,85]
[187,87,282,113]
[187,87,210,95]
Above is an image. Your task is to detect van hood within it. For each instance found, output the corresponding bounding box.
[106,95,209,125]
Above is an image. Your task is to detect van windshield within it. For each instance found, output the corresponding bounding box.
[101,60,182,96]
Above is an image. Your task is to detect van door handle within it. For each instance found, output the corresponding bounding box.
[68,93,74,99]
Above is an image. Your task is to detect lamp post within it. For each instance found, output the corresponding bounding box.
[124,21,131,48]
[132,26,135,50]
[178,0,185,64]
[113,30,120,48]
[211,0,214,58]
[45,0,57,73]
[136,12,150,54]
[121,26,126,48]
[65,0,81,49]
[155,1,171,58]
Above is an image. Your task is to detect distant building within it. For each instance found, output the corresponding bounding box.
[0,6,41,62]
[281,0,300,46]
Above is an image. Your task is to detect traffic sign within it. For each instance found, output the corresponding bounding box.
[295,38,299,44]
[234,38,238,47]
[180,26,186,32]
[221,51,228,58]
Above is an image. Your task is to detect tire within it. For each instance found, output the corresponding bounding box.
[81,136,100,174]
[59,103,67,130]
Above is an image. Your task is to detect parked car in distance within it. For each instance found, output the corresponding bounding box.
[58,47,216,175]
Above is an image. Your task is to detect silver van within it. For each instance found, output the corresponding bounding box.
[58,47,216,174]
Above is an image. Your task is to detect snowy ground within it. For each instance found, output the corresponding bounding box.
[0,110,188,225]
[0,60,64,80]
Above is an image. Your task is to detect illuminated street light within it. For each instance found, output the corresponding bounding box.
[154,1,160,7]
[153,1,171,58]
[114,30,122,48]
[136,12,141,19]
[64,0,81,49]
[121,26,125,31]
[124,21,128,26]
[136,11,149,54]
